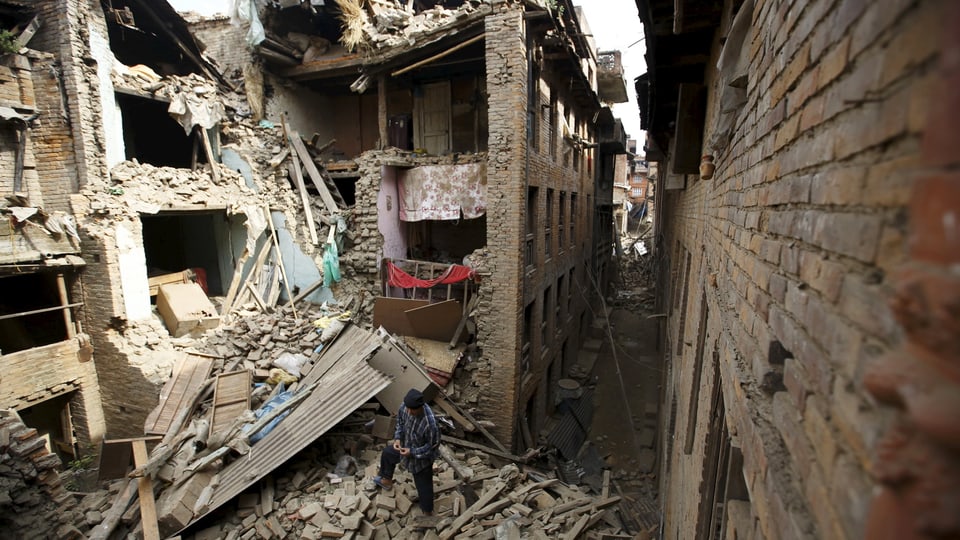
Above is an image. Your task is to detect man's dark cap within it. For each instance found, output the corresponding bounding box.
[404,388,425,409]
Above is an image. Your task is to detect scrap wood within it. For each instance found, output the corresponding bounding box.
[288,154,319,245]
[174,446,231,487]
[130,418,208,480]
[438,481,510,540]
[87,479,138,540]
[438,444,473,481]
[441,435,521,463]
[286,126,340,215]
[439,395,507,453]
[264,206,299,321]
[131,439,161,540]
[433,396,475,432]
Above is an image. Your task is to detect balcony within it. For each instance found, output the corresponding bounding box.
[597,50,629,104]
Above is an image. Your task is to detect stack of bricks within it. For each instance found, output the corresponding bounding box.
[0,409,77,539]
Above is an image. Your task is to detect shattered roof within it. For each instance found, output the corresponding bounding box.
[184,326,393,530]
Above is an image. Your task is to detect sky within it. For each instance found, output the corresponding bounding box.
[168,0,647,143]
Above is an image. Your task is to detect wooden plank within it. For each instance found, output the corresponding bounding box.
[209,371,252,436]
[132,439,160,540]
[289,154,319,245]
[221,249,251,316]
[372,297,429,336]
[437,398,509,453]
[404,300,462,342]
[287,128,340,214]
[56,273,75,338]
[264,207,299,321]
[441,436,521,463]
[199,128,221,184]
[148,270,193,297]
[288,277,324,308]
[434,397,475,432]
[144,353,215,436]
[671,83,706,175]
[449,294,478,348]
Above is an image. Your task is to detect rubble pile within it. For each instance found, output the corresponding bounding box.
[0,410,73,539]
[72,428,643,539]
[341,0,492,52]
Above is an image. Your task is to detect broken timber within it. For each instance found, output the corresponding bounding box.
[286,127,340,215]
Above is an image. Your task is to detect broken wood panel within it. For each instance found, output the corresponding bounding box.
[404,300,462,342]
[372,297,429,336]
[144,352,215,436]
[209,370,252,436]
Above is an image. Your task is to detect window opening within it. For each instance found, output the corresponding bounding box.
[141,211,241,298]
[0,272,77,354]
[526,186,538,269]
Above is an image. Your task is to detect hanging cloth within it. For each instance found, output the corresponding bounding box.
[386,261,475,289]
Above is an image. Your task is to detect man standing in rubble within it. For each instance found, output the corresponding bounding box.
[372,388,441,517]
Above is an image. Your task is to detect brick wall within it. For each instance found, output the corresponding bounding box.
[657,0,946,538]
[475,3,598,447]
[475,3,528,446]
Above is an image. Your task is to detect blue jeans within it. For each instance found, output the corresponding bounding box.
[379,445,435,514]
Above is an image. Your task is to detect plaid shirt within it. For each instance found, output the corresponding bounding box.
[394,403,440,474]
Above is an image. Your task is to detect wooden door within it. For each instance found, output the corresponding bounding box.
[415,81,451,155]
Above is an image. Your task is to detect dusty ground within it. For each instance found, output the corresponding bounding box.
[585,246,662,530]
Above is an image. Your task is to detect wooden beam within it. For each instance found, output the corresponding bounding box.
[433,397,476,432]
[200,128,221,184]
[264,207,299,321]
[287,128,340,215]
[378,75,388,149]
[391,33,485,77]
[288,277,325,308]
[441,435,523,463]
[0,302,83,321]
[131,439,160,540]
[56,273,75,338]
[437,397,509,453]
[288,155,319,245]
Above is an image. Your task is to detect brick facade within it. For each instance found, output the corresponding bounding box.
[476,2,599,446]
[650,0,952,538]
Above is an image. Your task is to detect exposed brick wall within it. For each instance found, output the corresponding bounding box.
[475,3,528,446]
[30,54,82,213]
[656,0,946,538]
[475,2,598,447]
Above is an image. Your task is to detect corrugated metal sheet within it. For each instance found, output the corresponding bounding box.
[547,388,595,460]
[184,325,392,530]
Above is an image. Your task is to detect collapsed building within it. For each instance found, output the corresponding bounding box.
[0,0,642,537]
